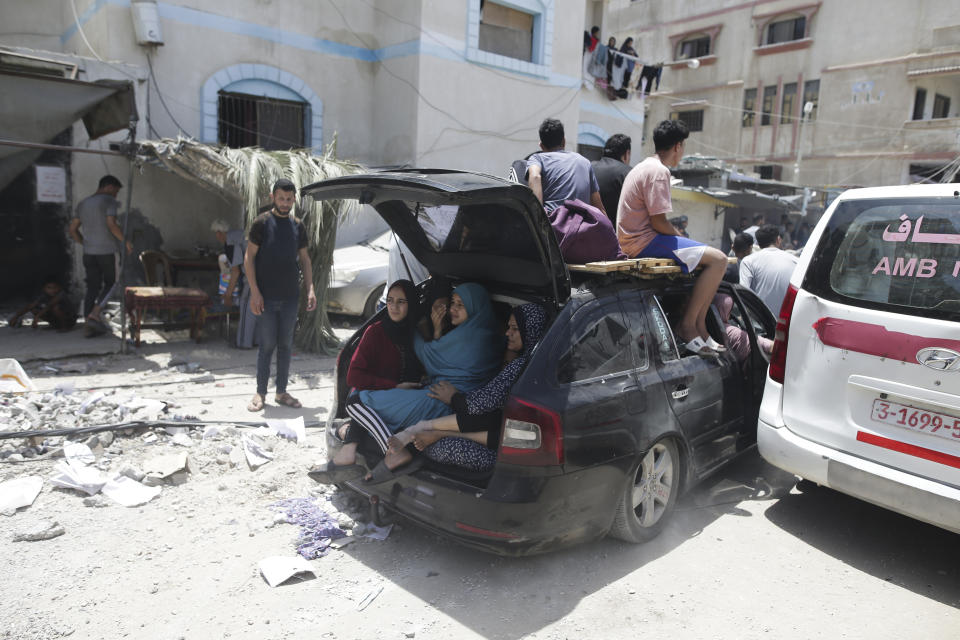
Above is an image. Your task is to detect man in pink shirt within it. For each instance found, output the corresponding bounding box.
[617,119,727,355]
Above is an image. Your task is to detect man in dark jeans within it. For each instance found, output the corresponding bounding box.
[244,179,317,412]
[68,175,133,336]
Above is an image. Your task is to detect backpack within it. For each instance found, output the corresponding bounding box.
[507,151,540,185]
[548,199,625,264]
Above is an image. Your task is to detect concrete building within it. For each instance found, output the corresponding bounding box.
[603,0,960,187]
[1,0,646,301]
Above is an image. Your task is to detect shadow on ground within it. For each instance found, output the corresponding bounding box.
[339,450,798,640]
[764,480,960,608]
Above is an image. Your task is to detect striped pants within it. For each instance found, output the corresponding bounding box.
[344,396,392,454]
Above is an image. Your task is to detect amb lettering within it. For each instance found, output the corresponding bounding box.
[871,257,940,278]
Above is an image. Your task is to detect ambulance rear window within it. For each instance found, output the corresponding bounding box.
[804,198,960,320]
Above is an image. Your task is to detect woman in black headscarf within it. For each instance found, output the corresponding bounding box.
[308,279,423,482]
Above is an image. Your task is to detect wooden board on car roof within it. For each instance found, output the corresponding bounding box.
[567,256,737,277]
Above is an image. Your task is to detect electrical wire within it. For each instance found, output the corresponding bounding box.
[69,0,103,61]
[145,49,191,137]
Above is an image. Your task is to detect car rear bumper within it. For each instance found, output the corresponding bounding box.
[758,418,960,534]
[325,425,625,555]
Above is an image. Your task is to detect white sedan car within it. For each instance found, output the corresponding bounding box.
[326,230,390,318]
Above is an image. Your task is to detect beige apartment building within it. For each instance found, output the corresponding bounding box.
[600,0,960,187]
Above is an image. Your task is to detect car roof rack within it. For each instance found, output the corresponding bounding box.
[567,257,737,279]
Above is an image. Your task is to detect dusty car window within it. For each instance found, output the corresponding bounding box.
[812,199,960,317]
[557,308,634,384]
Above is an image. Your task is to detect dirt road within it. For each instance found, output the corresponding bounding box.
[1,334,957,640]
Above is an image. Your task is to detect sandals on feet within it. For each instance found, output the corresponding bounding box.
[247,395,265,412]
[364,456,423,484]
[705,336,727,352]
[682,336,718,357]
[308,461,365,484]
[275,393,302,408]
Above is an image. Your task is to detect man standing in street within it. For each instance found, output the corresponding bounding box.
[244,179,316,412]
[591,133,631,226]
[526,118,606,215]
[743,213,764,242]
[617,119,728,355]
[68,175,133,337]
[739,224,798,315]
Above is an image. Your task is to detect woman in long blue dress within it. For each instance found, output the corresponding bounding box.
[345,282,503,479]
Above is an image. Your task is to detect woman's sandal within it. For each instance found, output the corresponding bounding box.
[247,394,265,412]
[705,336,728,353]
[364,456,424,484]
[307,461,365,484]
[275,393,302,408]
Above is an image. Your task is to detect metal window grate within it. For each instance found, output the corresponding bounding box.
[218,91,307,150]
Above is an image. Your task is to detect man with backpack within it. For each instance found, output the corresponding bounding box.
[525,118,605,215]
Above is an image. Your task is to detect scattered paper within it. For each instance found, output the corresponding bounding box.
[265,416,307,443]
[170,433,193,447]
[54,381,75,395]
[0,358,35,392]
[49,461,107,496]
[258,556,316,588]
[101,475,161,507]
[78,391,105,414]
[0,476,43,512]
[357,585,384,611]
[143,452,188,481]
[241,435,274,469]
[356,522,393,541]
[143,433,158,444]
[63,442,96,466]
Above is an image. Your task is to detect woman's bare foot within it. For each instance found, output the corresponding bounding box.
[412,430,446,451]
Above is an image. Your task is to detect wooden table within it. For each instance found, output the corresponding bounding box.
[125,286,210,346]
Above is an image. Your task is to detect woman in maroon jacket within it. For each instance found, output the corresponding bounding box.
[309,279,422,482]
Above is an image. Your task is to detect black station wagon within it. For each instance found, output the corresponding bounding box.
[302,170,776,555]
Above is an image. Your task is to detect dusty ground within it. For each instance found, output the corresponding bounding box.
[1,322,958,640]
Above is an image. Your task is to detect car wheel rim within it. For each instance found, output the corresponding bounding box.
[631,443,674,528]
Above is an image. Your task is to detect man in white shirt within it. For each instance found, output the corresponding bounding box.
[742,213,764,242]
[739,224,798,315]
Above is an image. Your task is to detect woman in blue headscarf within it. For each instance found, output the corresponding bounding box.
[345,282,503,479]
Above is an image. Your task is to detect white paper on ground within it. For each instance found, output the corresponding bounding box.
[0,476,43,511]
[49,461,106,495]
[63,442,96,466]
[258,556,316,587]
[0,359,35,392]
[265,416,306,443]
[78,391,105,414]
[101,475,161,507]
[359,522,393,541]
[170,433,193,447]
[241,435,274,469]
[357,584,384,611]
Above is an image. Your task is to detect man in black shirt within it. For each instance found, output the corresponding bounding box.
[244,179,317,412]
[591,133,632,226]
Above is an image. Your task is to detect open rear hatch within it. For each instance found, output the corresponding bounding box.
[301,168,570,304]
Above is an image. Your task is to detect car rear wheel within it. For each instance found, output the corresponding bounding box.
[610,438,680,543]
[362,287,384,319]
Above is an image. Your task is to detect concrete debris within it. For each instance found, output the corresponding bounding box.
[12,518,65,542]
[142,452,189,484]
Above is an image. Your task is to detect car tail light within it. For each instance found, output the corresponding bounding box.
[769,284,799,384]
[498,397,564,466]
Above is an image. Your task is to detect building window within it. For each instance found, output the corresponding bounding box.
[677,35,710,59]
[766,15,806,45]
[933,93,951,119]
[754,165,782,180]
[781,82,797,123]
[802,79,820,121]
[761,86,777,125]
[218,91,307,150]
[742,88,756,127]
[466,0,553,77]
[912,88,927,120]
[479,1,534,62]
[670,109,704,132]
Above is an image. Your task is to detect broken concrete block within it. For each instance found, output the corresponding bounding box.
[98,431,115,448]
[142,451,188,484]
[118,464,145,482]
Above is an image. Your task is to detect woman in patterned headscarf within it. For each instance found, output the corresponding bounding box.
[389,302,548,472]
